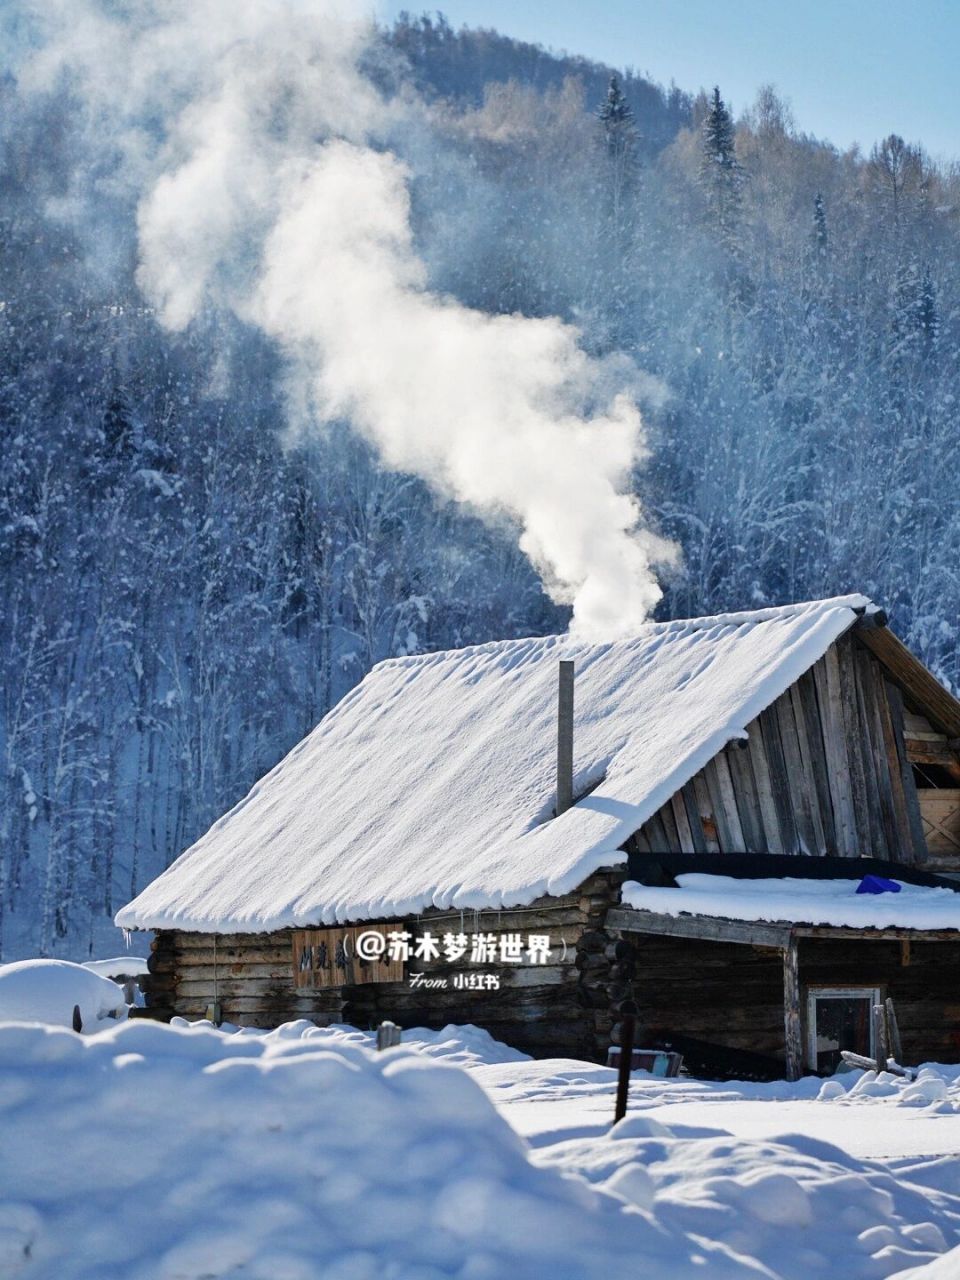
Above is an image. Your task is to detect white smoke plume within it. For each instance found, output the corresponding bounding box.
[12,0,677,638]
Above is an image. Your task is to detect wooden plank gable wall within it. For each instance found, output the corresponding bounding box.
[630,633,930,863]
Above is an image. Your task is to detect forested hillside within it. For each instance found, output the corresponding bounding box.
[2,11,958,957]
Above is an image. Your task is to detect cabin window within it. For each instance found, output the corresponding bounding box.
[911,762,958,789]
[805,986,881,1073]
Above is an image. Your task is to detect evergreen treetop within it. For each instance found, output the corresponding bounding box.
[813,193,828,256]
[697,86,743,251]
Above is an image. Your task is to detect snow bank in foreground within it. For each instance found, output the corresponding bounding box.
[622,874,960,931]
[538,1120,959,1280]
[896,1247,960,1278]
[0,1019,757,1280]
[0,960,126,1030]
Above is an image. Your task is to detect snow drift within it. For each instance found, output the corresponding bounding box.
[0,960,127,1030]
[0,1018,756,1280]
[2,1017,958,1278]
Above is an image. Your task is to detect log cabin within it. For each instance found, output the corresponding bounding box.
[117,594,960,1078]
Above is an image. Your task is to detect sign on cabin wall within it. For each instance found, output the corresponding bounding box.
[291,925,405,988]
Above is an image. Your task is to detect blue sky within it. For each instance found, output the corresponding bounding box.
[375,0,959,162]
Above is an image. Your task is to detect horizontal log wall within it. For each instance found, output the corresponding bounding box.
[143,870,627,1061]
[144,930,346,1025]
[633,934,786,1057]
[632,634,929,865]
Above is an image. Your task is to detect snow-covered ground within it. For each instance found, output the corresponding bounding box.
[474,1057,960,1160]
[2,1016,959,1278]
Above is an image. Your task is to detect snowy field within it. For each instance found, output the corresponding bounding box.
[2,1016,960,1279]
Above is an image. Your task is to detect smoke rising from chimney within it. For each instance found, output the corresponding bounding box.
[13,0,677,638]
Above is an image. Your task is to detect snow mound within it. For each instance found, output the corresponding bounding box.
[538,1126,959,1279]
[0,1019,763,1279]
[895,1244,960,1277]
[82,956,150,980]
[0,960,126,1031]
[171,1017,531,1066]
[819,1066,959,1112]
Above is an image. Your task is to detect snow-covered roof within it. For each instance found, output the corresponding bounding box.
[621,873,960,932]
[117,595,873,933]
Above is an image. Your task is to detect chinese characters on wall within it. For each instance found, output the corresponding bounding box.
[291,925,555,989]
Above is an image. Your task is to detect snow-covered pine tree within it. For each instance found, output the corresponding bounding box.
[596,74,639,229]
[916,264,939,364]
[698,86,743,253]
[812,193,828,258]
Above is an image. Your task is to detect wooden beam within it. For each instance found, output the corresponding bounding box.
[725,740,765,853]
[783,936,803,1082]
[605,907,791,948]
[681,782,708,854]
[813,651,858,856]
[858,626,960,740]
[776,692,817,855]
[759,704,799,853]
[886,679,929,862]
[796,671,837,854]
[836,639,872,851]
[793,924,960,941]
[745,716,784,853]
[670,792,696,854]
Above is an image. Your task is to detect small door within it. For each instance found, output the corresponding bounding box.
[806,987,881,1073]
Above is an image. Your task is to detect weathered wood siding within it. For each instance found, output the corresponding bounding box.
[632,935,786,1057]
[629,932,960,1067]
[632,634,930,864]
[919,791,960,867]
[143,872,626,1059]
[145,931,346,1025]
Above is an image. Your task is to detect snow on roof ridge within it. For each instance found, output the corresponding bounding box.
[373,593,873,673]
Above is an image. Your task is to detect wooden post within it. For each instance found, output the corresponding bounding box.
[873,1004,889,1072]
[614,1015,636,1124]
[885,998,903,1065]
[557,660,575,816]
[72,1004,82,1033]
[782,936,802,1081]
[376,1020,401,1050]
